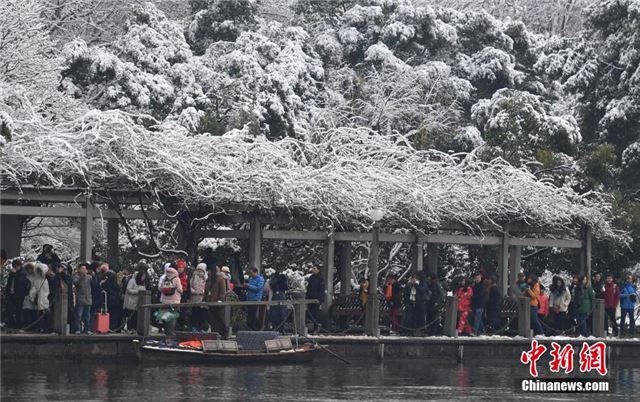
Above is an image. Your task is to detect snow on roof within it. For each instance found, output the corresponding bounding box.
[0,109,618,239]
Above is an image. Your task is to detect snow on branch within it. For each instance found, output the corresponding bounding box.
[0,109,620,240]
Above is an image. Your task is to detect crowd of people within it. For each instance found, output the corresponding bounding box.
[1,246,638,338]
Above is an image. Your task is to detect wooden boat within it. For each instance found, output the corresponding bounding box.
[136,341,320,364]
[135,332,321,364]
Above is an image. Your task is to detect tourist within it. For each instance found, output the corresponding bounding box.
[189,263,208,331]
[244,267,264,331]
[73,263,94,334]
[269,271,289,333]
[21,262,37,330]
[123,271,147,332]
[36,244,60,268]
[176,259,190,303]
[117,267,133,303]
[358,278,368,310]
[485,275,501,332]
[221,266,233,291]
[6,258,29,328]
[516,272,527,293]
[206,266,229,337]
[591,272,605,299]
[201,247,217,273]
[455,277,473,336]
[49,262,74,333]
[549,276,571,332]
[98,263,122,331]
[470,272,487,336]
[574,275,595,337]
[427,273,445,335]
[28,263,50,332]
[524,274,544,336]
[305,265,325,333]
[158,266,182,337]
[385,275,402,333]
[602,274,620,336]
[89,263,103,330]
[619,274,637,336]
[568,274,580,325]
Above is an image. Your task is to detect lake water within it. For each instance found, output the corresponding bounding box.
[1,359,638,401]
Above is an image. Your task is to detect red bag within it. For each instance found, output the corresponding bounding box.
[94,292,110,334]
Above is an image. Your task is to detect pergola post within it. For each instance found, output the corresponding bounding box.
[426,242,438,275]
[248,215,262,272]
[322,233,335,313]
[80,197,94,262]
[0,214,22,258]
[411,238,424,273]
[337,242,352,297]
[508,245,522,297]
[580,226,592,279]
[365,223,381,336]
[106,219,119,270]
[498,227,510,297]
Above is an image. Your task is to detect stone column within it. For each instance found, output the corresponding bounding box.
[248,215,262,272]
[136,290,151,337]
[592,298,605,338]
[0,214,22,258]
[518,297,531,338]
[443,296,459,337]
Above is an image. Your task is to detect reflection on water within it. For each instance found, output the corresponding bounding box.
[1,359,638,401]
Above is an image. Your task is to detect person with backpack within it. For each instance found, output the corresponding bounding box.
[158,267,183,337]
[28,263,50,333]
[620,274,637,336]
[122,271,147,332]
[427,273,445,335]
[190,263,208,331]
[98,263,122,331]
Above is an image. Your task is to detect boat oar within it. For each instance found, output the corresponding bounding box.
[299,333,351,364]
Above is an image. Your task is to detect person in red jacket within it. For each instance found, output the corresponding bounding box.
[602,274,620,336]
[455,278,473,335]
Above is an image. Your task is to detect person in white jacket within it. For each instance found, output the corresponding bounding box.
[28,263,50,332]
[122,271,147,332]
[549,276,572,332]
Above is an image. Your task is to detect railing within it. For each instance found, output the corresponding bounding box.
[48,288,608,338]
[137,292,320,337]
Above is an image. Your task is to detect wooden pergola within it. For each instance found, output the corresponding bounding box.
[0,187,592,313]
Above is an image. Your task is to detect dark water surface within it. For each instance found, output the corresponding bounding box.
[1,359,638,401]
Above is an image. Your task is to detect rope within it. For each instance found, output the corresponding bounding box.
[19,310,48,331]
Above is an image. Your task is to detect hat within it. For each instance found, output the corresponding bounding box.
[176,259,187,269]
[221,266,230,273]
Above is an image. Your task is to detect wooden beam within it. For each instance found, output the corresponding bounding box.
[498,229,510,297]
[425,234,502,246]
[201,230,249,239]
[337,242,353,296]
[509,237,582,249]
[411,240,424,273]
[508,245,522,298]
[80,197,94,261]
[426,242,438,275]
[263,230,327,241]
[106,219,119,270]
[248,215,262,271]
[0,204,86,218]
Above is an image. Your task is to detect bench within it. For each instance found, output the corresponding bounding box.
[331,294,404,325]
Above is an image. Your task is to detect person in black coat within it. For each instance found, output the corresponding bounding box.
[36,244,61,268]
[470,272,488,336]
[426,273,445,335]
[306,266,325,333]
[403,271,430,334]
[5,259,30,328]
[98,263,122,331]
[384,275,403,333]
[269,272,289,333]
[485,275,502,331]
[47,262,74,332]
